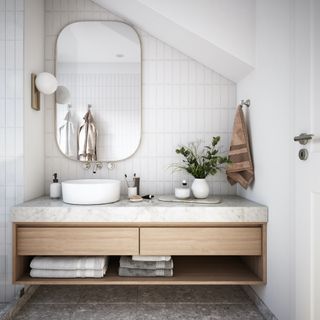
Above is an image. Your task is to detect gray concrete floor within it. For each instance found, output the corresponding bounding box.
[12,285,264,319]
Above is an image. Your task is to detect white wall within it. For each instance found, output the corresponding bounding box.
[24,0,45,201]
[237,0,294,319]
[93,0,254,82]
[0,0,24,302]
[138,0,255,66]
[44,0,237,196]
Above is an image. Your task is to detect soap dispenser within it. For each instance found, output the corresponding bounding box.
[50,173,62,199]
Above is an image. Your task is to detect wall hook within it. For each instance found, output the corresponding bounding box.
[240,99,250,107]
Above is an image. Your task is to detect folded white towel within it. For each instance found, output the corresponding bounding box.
[132,256,171,262]
[30,266,107,278]
[30,256,108,270]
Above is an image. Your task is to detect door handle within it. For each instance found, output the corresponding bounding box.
[293,133,314,145]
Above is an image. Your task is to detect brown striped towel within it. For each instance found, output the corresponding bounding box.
[226,105,254,189]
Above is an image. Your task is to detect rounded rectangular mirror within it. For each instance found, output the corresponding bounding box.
[55,21,141,162]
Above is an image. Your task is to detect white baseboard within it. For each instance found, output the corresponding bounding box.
[242,285,278,320]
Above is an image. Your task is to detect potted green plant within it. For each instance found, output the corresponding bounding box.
[173,136,230,199]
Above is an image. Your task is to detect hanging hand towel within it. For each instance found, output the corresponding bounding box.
[59,110,77,157]
[78,109,97,161]
[226,105,254,189]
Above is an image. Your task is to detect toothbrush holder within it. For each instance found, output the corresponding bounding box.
[128,186,138,198]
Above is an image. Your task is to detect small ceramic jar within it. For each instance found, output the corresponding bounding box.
[175,180,191,199]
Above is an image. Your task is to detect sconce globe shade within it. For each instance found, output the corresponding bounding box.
[35,72,58,95]
[56,86,71,104]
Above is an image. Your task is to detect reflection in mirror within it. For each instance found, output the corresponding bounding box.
[55,21,141,162]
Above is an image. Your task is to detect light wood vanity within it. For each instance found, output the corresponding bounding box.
[12,196,267,285]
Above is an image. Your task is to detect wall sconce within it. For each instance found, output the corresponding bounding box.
[31,72,58,111]
[56,86,71,105]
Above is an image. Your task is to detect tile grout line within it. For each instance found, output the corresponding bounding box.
[3,0,7,302]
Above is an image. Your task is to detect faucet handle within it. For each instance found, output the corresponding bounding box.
[82,162,91,170]
[107,162,115,170]
[96,162,103,169]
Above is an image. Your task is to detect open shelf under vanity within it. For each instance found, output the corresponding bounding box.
[15,256,263,285]
[13,222,267,286]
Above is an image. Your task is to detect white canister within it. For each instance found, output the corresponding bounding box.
[175,187,191,199]
[175,180,191,199]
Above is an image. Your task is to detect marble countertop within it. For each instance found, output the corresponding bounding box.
[11,196,267,223]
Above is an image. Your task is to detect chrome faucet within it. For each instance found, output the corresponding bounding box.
[92,162,103,174]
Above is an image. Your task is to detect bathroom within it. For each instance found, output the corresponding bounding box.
[0,0,319,319]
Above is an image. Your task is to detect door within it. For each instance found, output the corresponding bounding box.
[294,0,320,319]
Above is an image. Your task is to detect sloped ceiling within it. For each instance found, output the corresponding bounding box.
[92,0,255,82]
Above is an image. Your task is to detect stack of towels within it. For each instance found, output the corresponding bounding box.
[30,256,108,278]
[119,256,173,277]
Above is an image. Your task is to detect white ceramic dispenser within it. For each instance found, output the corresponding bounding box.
[50,173,62,199]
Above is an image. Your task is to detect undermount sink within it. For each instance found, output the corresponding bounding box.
[62,179,121,205]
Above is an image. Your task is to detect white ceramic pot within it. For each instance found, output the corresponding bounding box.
[191,178,210,199]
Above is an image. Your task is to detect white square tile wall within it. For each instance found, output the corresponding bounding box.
[44,0,237,196]
[0,0,24,302]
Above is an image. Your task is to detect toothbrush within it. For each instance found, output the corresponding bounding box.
[124,174,129,187]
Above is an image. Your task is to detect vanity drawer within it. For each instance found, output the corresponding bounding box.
[16,227,139,256]
[140,227,262,256]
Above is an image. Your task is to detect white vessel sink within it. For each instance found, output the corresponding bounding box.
[62,179,121,205]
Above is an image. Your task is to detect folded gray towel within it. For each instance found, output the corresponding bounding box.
[120,256,173,270]
[132,255,171,262]
[119,267,173,277]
